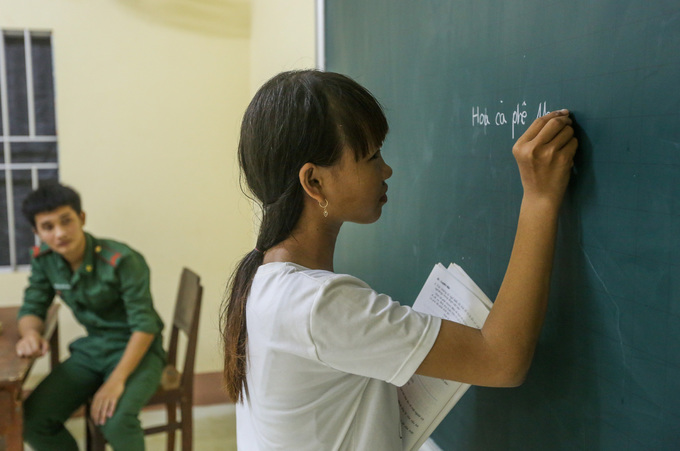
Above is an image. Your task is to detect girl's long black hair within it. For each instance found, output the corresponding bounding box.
[221,70,388,402]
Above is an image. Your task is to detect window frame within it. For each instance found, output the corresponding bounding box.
[0,28,59,272]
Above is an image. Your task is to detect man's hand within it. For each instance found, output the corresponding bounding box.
[90,377,126,425]
[89,331,156,425]
[16,329,49,358]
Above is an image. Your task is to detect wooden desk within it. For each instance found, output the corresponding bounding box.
[0,304,60,451]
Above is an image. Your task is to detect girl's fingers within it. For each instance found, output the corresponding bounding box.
[518,109,570,143]
[562,136,578,158]
[550,124,575,150]
[533,114,572,145]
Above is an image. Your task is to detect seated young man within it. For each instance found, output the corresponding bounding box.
[16,183,165,451]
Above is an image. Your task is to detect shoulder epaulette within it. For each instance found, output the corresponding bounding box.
[31,243,52,259]
[95,243,124,267]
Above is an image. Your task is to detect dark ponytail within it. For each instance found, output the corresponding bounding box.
[221,70,388,403]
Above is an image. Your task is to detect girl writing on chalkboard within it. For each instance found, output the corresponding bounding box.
[222,70,576,450]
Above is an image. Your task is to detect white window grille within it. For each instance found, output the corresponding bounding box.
[0,29,58,271]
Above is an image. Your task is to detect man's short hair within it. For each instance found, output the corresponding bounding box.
[21,184,82,228]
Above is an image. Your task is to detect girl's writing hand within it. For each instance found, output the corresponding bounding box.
[512,109,578,208]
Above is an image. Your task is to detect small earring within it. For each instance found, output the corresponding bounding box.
[319,199,329,218]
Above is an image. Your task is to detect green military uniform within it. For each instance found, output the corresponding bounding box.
[19,232,165,451]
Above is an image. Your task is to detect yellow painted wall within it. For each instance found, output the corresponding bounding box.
[250,0,316,92]
[0,0,253,377]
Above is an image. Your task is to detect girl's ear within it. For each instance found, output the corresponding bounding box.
[299,163,326,204]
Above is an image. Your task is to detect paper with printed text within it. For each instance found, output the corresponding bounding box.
[399,263,492,451]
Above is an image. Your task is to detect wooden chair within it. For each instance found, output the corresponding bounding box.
[85,267,203,451]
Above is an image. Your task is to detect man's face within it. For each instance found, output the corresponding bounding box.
[33,205,86,261]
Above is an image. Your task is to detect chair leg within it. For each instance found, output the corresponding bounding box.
[85,416,107,451]
[180,397,193,451]
[85,403,100,451]
[92,428,107,451]
[167,401,176,451]
[86,422,92,450]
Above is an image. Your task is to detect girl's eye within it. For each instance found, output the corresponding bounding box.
[369,151,381,161]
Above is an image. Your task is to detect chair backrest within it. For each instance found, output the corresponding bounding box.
[166,267,203,388]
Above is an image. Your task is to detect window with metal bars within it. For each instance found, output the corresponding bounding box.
[1,29,59,271]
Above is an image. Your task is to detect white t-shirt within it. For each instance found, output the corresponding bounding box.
[236,262,441,450]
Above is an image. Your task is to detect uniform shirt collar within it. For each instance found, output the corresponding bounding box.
[69,232,95,284]
[81,232,96,273]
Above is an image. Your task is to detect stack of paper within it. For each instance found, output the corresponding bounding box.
[399,263,492,451]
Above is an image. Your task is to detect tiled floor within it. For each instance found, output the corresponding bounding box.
[27,403,237,450]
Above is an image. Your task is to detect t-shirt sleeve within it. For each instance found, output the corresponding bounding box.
[309,275,441,387]
[19,255,55,321]
[116,252,162,335]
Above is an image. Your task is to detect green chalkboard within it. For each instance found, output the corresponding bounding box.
[326,1,680,449]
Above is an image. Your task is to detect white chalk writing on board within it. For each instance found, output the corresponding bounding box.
[472,100,550,138]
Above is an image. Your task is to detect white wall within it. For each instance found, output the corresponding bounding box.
[0,0,254,377]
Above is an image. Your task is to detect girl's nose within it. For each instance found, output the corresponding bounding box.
[383,161,393,180]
